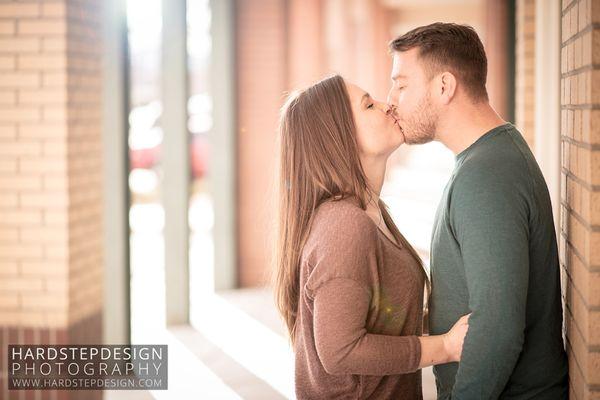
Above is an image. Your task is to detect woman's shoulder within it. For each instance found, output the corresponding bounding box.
[302,197,380,296]
[303,197,379,259]
[311,197,378,238]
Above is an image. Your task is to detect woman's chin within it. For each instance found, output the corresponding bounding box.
[390,135,405,151]
[396,124,406,145]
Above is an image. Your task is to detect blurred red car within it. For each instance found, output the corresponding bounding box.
[128,99,210,179]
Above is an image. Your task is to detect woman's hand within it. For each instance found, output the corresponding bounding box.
[417,313,470,368]
[442,314,471,362]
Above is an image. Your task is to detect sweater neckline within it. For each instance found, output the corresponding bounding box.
[330,196,405,251]
[376,225,404,251]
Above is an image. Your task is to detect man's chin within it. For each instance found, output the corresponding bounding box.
[403,130,435,145]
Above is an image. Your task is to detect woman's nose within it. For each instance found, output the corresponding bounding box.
[386,90,395,105]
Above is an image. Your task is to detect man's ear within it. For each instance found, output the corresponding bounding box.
[439,72,457,105]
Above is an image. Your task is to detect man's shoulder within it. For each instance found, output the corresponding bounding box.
[453,126,532,189]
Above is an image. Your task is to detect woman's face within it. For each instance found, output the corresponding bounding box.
[345,81,405,159]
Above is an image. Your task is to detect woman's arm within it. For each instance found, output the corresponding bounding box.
[312,278,468,376]
[418,314,469,368]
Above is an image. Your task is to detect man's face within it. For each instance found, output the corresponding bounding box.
[387,48,440,145]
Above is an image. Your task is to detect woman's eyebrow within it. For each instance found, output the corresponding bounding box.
[361,92,370,105]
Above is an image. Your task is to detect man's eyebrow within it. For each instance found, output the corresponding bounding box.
[391,74,407,81]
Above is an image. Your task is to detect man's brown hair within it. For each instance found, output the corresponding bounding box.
[389,22,488,102]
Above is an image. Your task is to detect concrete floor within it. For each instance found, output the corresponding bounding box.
[106,287,437,400]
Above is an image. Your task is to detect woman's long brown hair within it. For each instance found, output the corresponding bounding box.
[273,75,430,346]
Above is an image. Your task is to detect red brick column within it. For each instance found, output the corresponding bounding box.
[235,0,288,287]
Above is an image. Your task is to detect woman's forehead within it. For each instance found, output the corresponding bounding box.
[345,82,366,103]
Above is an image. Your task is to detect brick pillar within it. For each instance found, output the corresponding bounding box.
[484,0,513,121]
[322,0,392,100]
[287,0,324,89]
[350,0,393,101]
[515,0,536,147]
[0,1,104,399]
[236,0,288,287]
[560,0,600,399]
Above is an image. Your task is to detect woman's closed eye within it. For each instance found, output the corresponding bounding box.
[367,103,374,109]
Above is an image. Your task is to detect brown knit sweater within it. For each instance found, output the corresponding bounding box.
[294,198,426,399]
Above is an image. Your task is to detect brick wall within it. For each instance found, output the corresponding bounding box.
[515,0,536,147]
[0,0,104,399]
[560,0,600,399]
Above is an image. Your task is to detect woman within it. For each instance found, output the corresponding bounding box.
[274,75,469,399]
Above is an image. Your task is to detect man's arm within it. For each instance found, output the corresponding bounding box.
[449,169,530,399]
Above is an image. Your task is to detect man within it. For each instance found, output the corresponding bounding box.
[387,22,568,399]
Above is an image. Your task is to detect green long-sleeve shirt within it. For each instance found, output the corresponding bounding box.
[429,123,568,399]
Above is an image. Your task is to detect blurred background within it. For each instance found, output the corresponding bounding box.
[118,0,532,398]
[4,0,600,399]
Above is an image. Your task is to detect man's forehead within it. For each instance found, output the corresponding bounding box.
[391,49,419,79]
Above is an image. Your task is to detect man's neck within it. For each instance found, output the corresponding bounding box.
[435,101,507,155]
